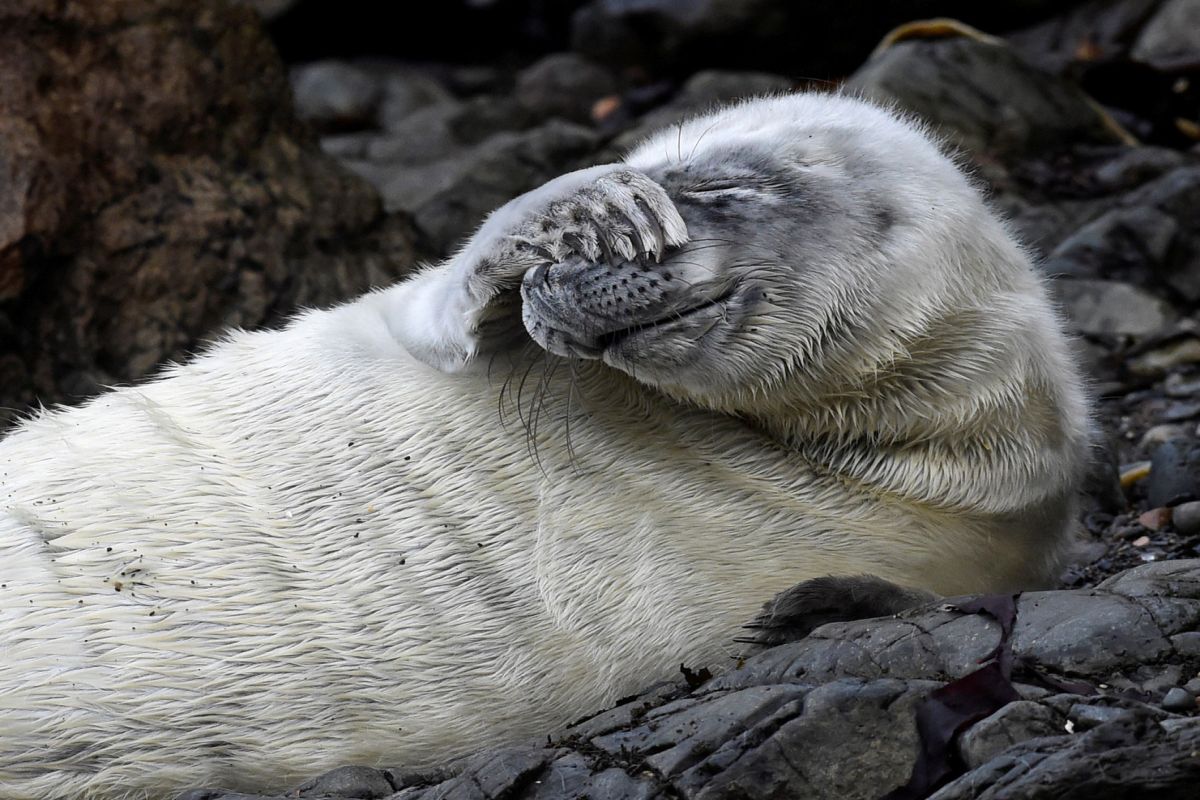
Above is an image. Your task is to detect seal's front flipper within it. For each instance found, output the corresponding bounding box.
[381,165,685,373]
[739,575,938,648]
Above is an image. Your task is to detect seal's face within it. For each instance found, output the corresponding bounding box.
[520,99,924,411]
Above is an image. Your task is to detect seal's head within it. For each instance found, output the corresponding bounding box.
[519,94,1047,429]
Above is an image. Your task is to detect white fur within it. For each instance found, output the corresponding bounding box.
[0,93,1090,799]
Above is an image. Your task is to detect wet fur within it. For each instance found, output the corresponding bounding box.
[0,93,1090,799]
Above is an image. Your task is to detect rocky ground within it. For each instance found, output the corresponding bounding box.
[3,0,1200,798]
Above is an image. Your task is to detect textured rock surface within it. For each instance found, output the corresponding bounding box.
[183,560,1200,799]
[0,0,417,429]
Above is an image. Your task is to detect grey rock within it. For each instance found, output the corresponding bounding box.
[1173,501,1200,535]
[1172,631,1200,656]
[958,701,1064,769]
[1008,0,1163,74]
[1166,372,1200,398]
[1043,206,1178,280]
[846,35,1124,158]
[181,560,1200,799]
[1162,687,1197,711]
[1141,424,1192,449]
[1185,677,1200,694]
[232,0,296,20]
[376,121,600,255]
[515,53,617,124]
[1164,400,1200,422]
[379,72,455,131]
[1052,278,1176,336]
[1091,146,1189,192]
[1128,335,1200,377]
[930,716,1200,799]
[293,765,393,798]
[1132,0,1200,69]
[290,61,382,130]
[1147,439,1200,507]
[366,102,470,165]
[671,679,932,800]
[1068,702,1136,729]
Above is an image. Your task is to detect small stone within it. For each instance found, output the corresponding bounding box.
[1174,501,1200,535]
[1141,425,1191,450]
[1166,372,1200,398]
[1069,703,1135,729]
[1137,509,1171,531]
[1172,632,1200,656]
[1128,336,1200,377]
[1053,278,1176,337]
[957,701,1063,768]
[293,765,394,798]
[1164,400,1200,422]
[515,53,617,124]
[1184,677,1200,694]
[1147,438,1200,507]
[1131,0,1200,70]
[290,60,382,130]
[1161,687,1197,712]
[1132,534,1153,546]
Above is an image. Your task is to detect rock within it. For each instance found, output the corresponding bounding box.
[1090,146,1188,193]
[378,71,455,131]
[1165,400,1200,422]
[1166,372,1200,398]
[1147,439,1200,507]
[957,702,1064,769]
[1131,0,1200,70]
[846,33,1126,159]
[514,53,617,124]
[570,0,1071,75]
[293,765,394,798]
[233,0,297,20]
[1052,278,1175,337]
[1008,0,1164,74]
[0,0,417,428]
[1042,206,1178,280]
[182,560,1200,799]
[930,715,1200,800]
[290,60,383,131]
[1162,687,1197,712]
[358,121,599,255]
[1186,677,1200,694]
[1173,501,1200,535]
[1068,703,1137,730]
[1128,334,1200,377]
[1142,425,1193,450]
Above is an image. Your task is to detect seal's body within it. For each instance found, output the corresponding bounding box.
[0,93,1090,798]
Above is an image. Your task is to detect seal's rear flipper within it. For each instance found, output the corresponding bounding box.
[739,575,938,648]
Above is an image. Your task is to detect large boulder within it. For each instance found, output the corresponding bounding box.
[0,0,417,428]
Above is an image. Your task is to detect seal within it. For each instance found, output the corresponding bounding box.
[0,92,1091,799]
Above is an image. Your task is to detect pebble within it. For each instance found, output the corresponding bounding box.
[1137,508,1170,531]
[1184,677,1200,695]
[1165,372,1200,399]
[1163,400,1200,422]
[1140,424,1190,449]
[1161,687,1197,712]
[1174,501,1200,535]
[1069,704,1135,729]
[1146,439,1200,508]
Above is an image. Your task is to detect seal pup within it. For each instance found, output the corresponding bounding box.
[0,92,1090,798]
